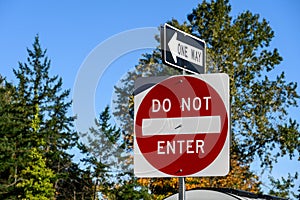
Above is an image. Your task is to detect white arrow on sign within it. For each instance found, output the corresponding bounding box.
[168,32,203,66]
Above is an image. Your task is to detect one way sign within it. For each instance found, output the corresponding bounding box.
[161,23,206,74]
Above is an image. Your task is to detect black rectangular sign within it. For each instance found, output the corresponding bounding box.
[161,23,206,74]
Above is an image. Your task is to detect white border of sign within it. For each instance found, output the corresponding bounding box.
[134,73,230,177]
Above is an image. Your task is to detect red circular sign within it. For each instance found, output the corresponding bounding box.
[135,75,228,176]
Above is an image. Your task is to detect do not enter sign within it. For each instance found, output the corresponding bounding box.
[134,74,230,177]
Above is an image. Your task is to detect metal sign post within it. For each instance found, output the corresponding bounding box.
[178,177,186,200]
[178,69,187,200]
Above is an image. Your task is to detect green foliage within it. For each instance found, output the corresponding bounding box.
[15,94,56,199]
[81,106,123,196]
[81,106,152,199]
[0,73,36,198]
[16,148,55,200]
[0,36,90,199]
[55,163,94,200]
[107,179,152,200]
[269,172,298,199]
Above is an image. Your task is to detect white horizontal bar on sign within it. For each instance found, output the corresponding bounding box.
[142,116,221,136]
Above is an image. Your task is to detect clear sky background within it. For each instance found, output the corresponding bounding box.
[1,0,299,194]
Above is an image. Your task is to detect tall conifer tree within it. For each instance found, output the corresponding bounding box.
[0,36,85,199]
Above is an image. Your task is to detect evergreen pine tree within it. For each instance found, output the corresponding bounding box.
[82,106,151,199]
[0,36,88,199]
[0,73,36,198]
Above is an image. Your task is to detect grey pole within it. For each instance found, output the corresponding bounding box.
[178,177,186,200]
[178,68,187,200]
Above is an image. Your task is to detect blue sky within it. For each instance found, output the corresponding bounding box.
[1,0,299,194]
